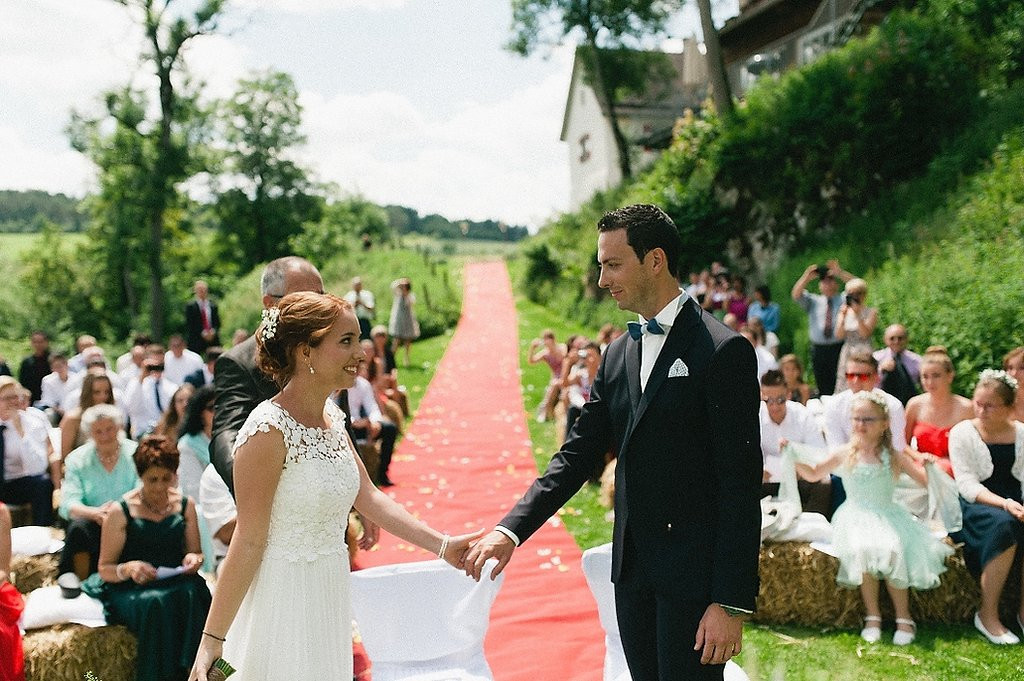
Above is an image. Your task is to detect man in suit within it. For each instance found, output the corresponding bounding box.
[463,205,762,680]
[185,280,221,354]
[873,324,921,406]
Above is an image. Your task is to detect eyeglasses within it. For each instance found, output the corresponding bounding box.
[851,416,883,424]
[887,335,907,341]
[845,372,874,381]
[761,397,787,405]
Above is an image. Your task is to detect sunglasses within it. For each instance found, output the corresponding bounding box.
[762,397,787,405]
[845,372,874,380]
[887,335,907,341]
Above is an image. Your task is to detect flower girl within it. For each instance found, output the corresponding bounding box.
[795,390,953,645]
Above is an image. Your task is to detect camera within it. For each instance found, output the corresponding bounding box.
[577,349,588,360]
[845,294,858,306]
[145,363,165,373]
[815,264,830,278]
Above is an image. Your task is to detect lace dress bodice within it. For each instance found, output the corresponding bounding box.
[232,400,361,562]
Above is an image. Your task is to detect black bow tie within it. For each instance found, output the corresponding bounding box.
[627,318,665,341]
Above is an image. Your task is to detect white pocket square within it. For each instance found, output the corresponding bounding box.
[668,358,689,378]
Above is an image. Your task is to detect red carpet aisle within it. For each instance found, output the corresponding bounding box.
[359,260,605,681]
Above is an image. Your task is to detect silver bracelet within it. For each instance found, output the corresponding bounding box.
[115,563,128,581]
[437,533,450,559]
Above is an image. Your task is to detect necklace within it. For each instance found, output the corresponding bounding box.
[97,447,119,467]
[140,493,173,516]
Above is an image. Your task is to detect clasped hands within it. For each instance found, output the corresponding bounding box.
[457,532,745,665]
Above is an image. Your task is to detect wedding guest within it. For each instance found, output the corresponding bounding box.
[60,372,117,459]
[84,435,211,681]
[0,377,57,524]
[17,331,50,405]
[726,275,750,323]
[904,347,973,477]
[388,277,420,368]
[58,404,139,579]
[564,342,600,443]
[0,502,25,681]
[834,278,879,393]
[779,354,811,405]
[164,335,204,386]
[528,329,566,423]
[125,346,178,439]
[740,324,777,380]
[791,260,855,396]
[746,316,778,358]
[198,464,235,572]
[825,351,906,452]
[369,326,409,418]
[38,353,70,423]
[748,285,780,334]
[874,324,922,406]
[183,347,221,388]
[345,374,398,487]
[152,383,195,443]
[759,371,830,516]
[1002,347,1024,423]
[177,386,216,502]
[344,276,376,340]
[68,335,98,374]
[116,335,152,377]
[185,280,221,354]
[949,370,1024,645]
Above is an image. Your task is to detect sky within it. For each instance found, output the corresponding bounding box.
[0,0,728,229]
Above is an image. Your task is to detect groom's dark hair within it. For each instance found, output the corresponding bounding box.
[597,204,681,278]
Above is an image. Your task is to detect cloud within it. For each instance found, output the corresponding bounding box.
[299,46,574,227]
[0,127,93,197]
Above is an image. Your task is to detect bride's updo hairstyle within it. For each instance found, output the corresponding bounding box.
[256,292,351,386]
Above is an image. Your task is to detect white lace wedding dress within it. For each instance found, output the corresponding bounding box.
[223,399,361,680]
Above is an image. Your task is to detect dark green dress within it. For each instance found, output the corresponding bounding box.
[83,498,212,681]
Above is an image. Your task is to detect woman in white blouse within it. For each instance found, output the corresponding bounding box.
[0,376,58,525]
[949,370,1024,645]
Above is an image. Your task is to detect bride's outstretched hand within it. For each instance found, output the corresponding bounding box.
[188,636,222,681]
[441,528,487,571]
[358,516,380,550]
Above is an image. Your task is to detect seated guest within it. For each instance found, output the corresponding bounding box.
[779,354,811,405]
[115,335,153,377]
[370,325,409,417]
[151,383,195,443]
[361,341,405,433]
[726,275,750,323]
[125,345,178,439]
[740,324,777,380]
[0,377,56,525]
[874,324,922,406]
[759,370,832,516]
[58,404,139,579]
[67,334,98,375]
[60,372,117,460]
[183,347,221,388]
[824,351,906,452]
[344,374,398,487]
[83,435,211,681]
[904,346,973,477]
[198,464,236,573]
[949,370,1024,645]
[0,503,25,681]
[747,316,778,358]
[564,342,600,443]
[38,353,70,425]
[1003,347,1024,423]
[176,385,215,501]
[748,285,780,334]
[163,334,204,386]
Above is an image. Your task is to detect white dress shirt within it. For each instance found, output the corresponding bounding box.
[824,389,907,451]
[759,401,826,482]
[344,289,376,321]
[125,375,179,438]
[163,350,204,385]
[39,372,70,409]
[1,412,51,480]
[346,376,383,424]
[639,291,688,392]
[199,464,236,560]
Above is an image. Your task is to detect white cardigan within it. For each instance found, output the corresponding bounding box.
[948,420,1024,502]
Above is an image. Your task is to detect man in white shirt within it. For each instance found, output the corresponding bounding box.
[824,351,907,451]
[39,353,70,418]
[344,374,397,486]
[126,346,179,438]
[740,326,778,380]
[344,276,376,340]
[0,377,55,525]
[759,370,831,516]
[163,334,204,385]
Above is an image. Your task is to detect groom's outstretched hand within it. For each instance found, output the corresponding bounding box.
[462,530,515,581]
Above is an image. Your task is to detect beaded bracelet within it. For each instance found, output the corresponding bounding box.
[437,533,450,559]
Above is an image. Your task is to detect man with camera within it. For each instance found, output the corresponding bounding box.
[125,345,178,438]
[791,260,855,396]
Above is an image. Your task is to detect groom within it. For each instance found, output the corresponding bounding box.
[463,205,762,680]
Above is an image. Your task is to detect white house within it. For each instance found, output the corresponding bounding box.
[560,39,709,210]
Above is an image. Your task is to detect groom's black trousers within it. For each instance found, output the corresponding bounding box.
[614,535,726,681]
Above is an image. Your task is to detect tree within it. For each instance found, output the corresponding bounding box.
[695,0,733,116]
[288,196,390,269]
[508,0,682,180]
[214,70,322,269]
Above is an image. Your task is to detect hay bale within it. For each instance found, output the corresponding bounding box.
[755,540,1021,628]
[11,553,59,595]
[23,623,136,681]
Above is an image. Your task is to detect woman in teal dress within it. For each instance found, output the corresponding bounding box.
[84,435,210,681]
[796,390,952,646]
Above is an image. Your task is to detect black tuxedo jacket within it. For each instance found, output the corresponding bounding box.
[210,335,356,494]
[185,299,221,353]
[500,298,762,610]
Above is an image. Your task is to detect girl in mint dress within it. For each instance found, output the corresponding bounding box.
[796,391,953,645]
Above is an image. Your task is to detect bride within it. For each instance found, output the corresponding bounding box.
[189,292,482,680]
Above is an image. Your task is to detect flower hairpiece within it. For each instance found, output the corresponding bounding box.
[853,389,889,414]
[259,307,280,342]
[979,368,1019,392]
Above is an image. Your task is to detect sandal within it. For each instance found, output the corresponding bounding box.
[860,615,882,643]
[893,618,916,646]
